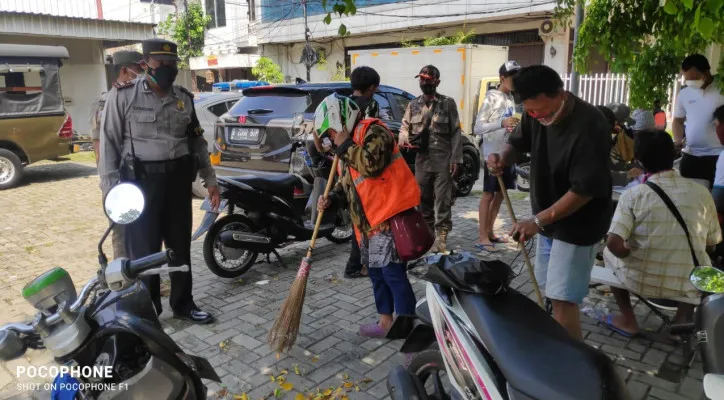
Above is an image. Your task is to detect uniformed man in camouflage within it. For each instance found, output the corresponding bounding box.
[99,38,220,324]
[90,50,143,260]
[399,65,463,253]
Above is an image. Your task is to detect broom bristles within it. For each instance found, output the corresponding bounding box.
[268,257,312,352]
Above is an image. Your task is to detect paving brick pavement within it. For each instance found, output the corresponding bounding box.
[0,160,708,400]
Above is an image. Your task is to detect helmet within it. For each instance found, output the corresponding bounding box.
[314,93,361,137]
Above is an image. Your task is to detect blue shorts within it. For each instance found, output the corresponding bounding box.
[534,235,596,304]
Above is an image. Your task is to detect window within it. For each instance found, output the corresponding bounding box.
[206,0,226,29]
[374,94,394,121]
[207,101,229,117]
[248,0,256,21]
[140,0,174,4]
[391,94,412,120]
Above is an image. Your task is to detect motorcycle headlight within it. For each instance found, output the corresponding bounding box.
[290,148,307,175]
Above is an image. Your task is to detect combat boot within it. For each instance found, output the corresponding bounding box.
[430,229,449,254]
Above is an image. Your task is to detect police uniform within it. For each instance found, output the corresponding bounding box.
[91,50,143,260]
[98,39,216,323]
[399,66,463,251]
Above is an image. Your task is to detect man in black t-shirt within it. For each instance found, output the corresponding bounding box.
[487,65,612,340]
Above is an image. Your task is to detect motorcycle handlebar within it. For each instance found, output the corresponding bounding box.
[123,249,175,280]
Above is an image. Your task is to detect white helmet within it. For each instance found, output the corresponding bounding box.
[314,93,360,137]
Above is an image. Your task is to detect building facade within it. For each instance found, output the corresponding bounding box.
[254,0,573,82]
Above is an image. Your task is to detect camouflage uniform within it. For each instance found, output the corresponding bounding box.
[399,93,463,244]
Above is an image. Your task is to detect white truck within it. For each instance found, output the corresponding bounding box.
[349,44,509,134]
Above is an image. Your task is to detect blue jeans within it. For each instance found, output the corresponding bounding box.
[535,235,596,304]
[368,263,416,316]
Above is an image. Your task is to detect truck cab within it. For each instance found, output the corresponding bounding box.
[0,44,73,190]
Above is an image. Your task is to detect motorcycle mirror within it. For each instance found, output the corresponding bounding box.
[104,183,146,225]
[689,266,724,294]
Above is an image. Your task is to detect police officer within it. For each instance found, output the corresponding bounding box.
[99,38,220,324]
[90,50,143,259]
[399,65,462,253]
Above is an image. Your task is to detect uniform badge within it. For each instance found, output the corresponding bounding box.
[163,44,171,52]
[177,100,185,111]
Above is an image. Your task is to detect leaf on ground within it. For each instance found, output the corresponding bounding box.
[311,356,319,363]
[360,378,373,384]
[233,394,249,400]
[280,382,294,391]
[276,353,282,360]
[270,375,276,382]
[217,387,229,397]
[280,369,289,375]
[355,386,360,392]
[341,396,349,400]
[343,382,354,388]
[342,373,349,380]
[219,340,229,350]
[322,388,333,396]
[274,388,282,398]
[295,394,306,400]
[294,365,301,375]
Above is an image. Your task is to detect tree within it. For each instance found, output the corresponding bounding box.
[555,0,724,108]
[252,57,285,83]
[321,0,357,36]
[157,1,210,69]
[401,29,476,48]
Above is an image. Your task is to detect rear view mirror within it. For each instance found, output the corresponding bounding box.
[690,266,724,294]
[104,183,145,225]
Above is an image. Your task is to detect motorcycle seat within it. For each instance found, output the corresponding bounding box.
[227,174,301,198]
[457,290,630,400]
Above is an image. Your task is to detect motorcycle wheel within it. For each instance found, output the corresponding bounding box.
[203,214,259,278]
[407,350,452,400]
[326,208,354,244]
[455,148,479,197]
[515,163,530,193]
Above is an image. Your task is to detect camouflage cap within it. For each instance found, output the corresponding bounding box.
[112,51,143,66]
[415,65,440,80]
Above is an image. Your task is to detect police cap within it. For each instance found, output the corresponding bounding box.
[112,51,143,66]
[142,38,180,61]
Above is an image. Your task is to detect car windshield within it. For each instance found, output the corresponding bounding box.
[229,92,311,116]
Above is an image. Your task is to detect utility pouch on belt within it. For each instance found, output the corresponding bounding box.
[120,123,145,181]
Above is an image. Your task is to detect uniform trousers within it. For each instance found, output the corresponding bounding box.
[415,166,454,233]
[125,157,195,315]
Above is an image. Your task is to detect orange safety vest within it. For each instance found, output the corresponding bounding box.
[343,119,420,239]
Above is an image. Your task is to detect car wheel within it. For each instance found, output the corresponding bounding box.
[0,149,24,190]
[515,163,530,192]
[192,175,207,199]
[203,214,259,278]
[455,147,479,197]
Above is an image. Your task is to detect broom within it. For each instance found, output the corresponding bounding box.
[268,155,340,353]
[497,175,545,308]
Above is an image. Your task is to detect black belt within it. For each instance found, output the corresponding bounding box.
[141,155,191,174]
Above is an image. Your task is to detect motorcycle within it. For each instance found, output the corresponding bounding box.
[386,252,631,400]
[192,169,354,279]
[0,183,221,399]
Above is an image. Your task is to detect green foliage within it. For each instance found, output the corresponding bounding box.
[400,37,419,48]
[321,0,357,36]
[252,57,284,83]
[423,29,476,46]
[157,1,210,69]
[556,0,724,108]
[331,64,349,82]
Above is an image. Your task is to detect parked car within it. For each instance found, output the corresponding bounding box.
[210,82,481,196]
[0,44,75,190]
[192,92,244,197]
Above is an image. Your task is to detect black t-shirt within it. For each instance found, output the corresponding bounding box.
[508,94,613,246]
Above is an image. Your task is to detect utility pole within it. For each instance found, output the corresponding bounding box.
[303,0,311,82]
[569,0,585,96]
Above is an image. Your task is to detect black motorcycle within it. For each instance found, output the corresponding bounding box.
[192,169,353,278]
[0,183,220,399]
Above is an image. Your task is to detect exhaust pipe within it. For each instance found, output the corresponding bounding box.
[218,231,272,250]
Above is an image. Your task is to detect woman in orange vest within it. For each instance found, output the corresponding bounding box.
[316,93,420,338]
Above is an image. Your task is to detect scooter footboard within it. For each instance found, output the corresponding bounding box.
[387,365,429,400]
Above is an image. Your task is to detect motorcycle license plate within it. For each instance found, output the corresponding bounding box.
[200,199,228,212]
[229,127,261,142]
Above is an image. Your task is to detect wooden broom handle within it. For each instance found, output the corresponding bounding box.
[497,175,545,308]
[306,156,340,258]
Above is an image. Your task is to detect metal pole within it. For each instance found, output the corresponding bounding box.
[303,0,311,82]
[569,0,585,96]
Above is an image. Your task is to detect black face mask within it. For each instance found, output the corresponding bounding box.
[149,65,178,89]
[420,84,436,96]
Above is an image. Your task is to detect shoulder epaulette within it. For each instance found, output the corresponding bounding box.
[178,86,194,100]
[112,80,135,90]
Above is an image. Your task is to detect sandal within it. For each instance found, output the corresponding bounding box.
[344,270,369,279]
[489,236,509,244]
[599,314,638,338]
[474,243,497,253]
[359,323,387,338]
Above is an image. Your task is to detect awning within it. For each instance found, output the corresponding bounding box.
[190,53,260,71]
[0,11,155,42]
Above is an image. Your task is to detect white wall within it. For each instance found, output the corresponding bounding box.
[0,0,99,19]
[261,18,549,81]
[257,0,555,44]
[203,1,255,55]
[1,34,106,136]
[102,0,175,24]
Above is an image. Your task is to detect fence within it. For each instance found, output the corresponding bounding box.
[562,73,683,116]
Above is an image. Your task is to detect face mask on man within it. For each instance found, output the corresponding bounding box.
[527,97,567,126]
[420,84,436,96]
[148,65,178,89]
[686,79,705,89]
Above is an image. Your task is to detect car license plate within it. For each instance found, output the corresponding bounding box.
[200,199,228,212]
[229,127,260,142]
